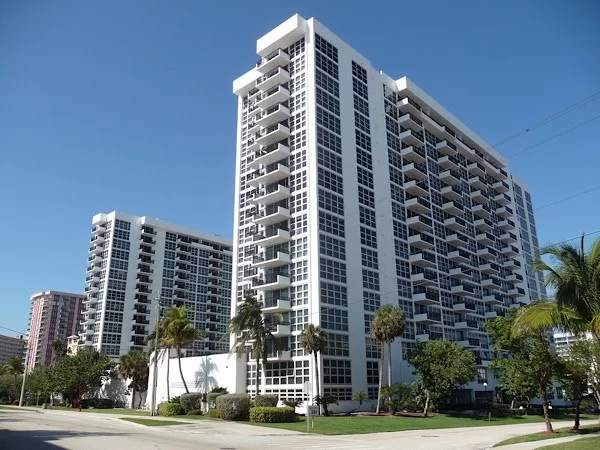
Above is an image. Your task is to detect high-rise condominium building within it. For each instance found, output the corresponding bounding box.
[81,211,233,359]
[0,334,25,366]
[25,291,85,371]
[231,14,545,403]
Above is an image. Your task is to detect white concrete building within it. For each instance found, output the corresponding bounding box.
[231,14,545,405]
[81,211,233,359]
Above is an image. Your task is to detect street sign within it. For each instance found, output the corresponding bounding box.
[307,405,319,416]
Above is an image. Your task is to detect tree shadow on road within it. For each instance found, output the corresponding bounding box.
[0,429,129,450]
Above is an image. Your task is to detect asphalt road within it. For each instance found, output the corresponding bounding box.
[0,407,597,450]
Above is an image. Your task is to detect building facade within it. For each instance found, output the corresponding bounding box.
[0,334,25,366]
[25,291,85,371]
[231,14,545,403]
[81,211,233,359]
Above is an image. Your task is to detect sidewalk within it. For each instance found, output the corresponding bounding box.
[500,433,600,449]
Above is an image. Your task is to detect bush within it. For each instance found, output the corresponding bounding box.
[207,392,224,408]
[157,402,185,416]
[216,394,251,421]
[254,395,279,407]
[180,393,204,413]
[80,398,114,409]
[206,408,221,419]
[12,400,19,406]
[186,409,203,416]
[283,398,303,408]
[169,395,181,404]
[473,403,512,418]
[250,406,296,423]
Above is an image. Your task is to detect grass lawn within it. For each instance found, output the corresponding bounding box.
[31,405,151,416]
[120,418,185,427]
[539,436,600,449]
[0,405,36,411]
[173,414,206,420]
[494,425,600,447]
[246,414,598,435]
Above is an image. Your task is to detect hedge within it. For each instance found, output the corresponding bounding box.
[157,402,185,416]
[250,406,296,423]
[180,393,203,413]
[80,398,114,409]
[254,395,279,407]
[207,392,224,408]
[216,394,251,421]
[187,409,203,416]
[206,408,221,419]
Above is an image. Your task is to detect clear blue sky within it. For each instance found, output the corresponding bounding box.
[1,1,599,335]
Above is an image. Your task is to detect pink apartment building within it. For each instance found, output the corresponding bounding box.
[25,291,85,371]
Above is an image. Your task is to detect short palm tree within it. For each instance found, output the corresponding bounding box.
[118,350,149,408]
[513,235,600,338]
[372,304,407,413]
[161,306,202,393]
[2,355,24,383]
[300,324,328,401]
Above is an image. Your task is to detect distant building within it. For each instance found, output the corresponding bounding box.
[0,334,25,366]
[25,291,85,371]
[553,330,594,356]
[66,335,79,356]
[80,211,233,359]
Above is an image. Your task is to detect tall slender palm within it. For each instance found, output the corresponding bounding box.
[229,296,268,396]
[118,350,149,408]
[2,355,24,384]
[147,321,172,401]
[372,305,407,413]
[300,324,328,401]
[161,306,202,394]
[513,235,600,338]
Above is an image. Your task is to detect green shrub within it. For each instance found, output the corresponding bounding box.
[180,393,203,413]
[216,394,251,421]
[169,395,181,404]
[186,409,203,416]
[254,395,279,407]
[250,406,296,423]
[157,402,185,416]
[207,392,224,408]
[206,408,221,419]
[282,398,303,408]
[11,400,19,406]
[80,398,114,409]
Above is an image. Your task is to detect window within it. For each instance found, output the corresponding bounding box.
[359,206,376,228]
[318,167,344,195]
[319,234,346,260]
[360,226,377,248]
[323,359,351,384]
[361,247,379,269]
[317,146,343,174]
[316,88,340,116]
[315,52,338,79]
[358,186,375,208]
[320,308,348,332]
[316,70,339,97]
[353,94,369,117]
[115,219,130,230]
[319,211,345,237]
[363,292,380,313]
[318,189,344,216]
[353,78,368,100]
[355,130,372,152]
[324,333,349,357]
[317,126,342,154]
[320,257,347,283]
[366,361,378,384]
[320,282,348,307]
[357,166,374,189]
[352,61,368,83]
[354,112,370,133]
[362,268,380,290]
[356,148,372,170]
[315,34,338,62]
[317,107,340,135]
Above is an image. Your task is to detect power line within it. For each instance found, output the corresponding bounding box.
[0,325,26,335]
[535,184,600,212]
[491,91,600,148]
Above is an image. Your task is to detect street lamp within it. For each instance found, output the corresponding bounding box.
[150,297,168,417]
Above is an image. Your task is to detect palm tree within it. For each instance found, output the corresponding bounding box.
[300,324,328,402]
[118,350,149,408]
[147,320,173,401]
[372,305,407,413]
[52,338,66,364]
[513,235,600,338]
[2,355,24,384]
[229,296,270,396]
[160,306,202,394]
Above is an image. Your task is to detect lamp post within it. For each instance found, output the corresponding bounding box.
[150,297,166,417]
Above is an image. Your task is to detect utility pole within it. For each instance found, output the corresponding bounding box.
[150,296,162,416]
[18,339,29,407]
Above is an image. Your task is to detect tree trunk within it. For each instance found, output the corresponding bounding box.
[572,400,581,431]
[177,346,189,393]
[387,342,392,388]
[376,342,384,414]
[166,352,171,401]
[131,376,136,409]
[255,351,260,398]
[423,392,430,417]
[313,352,320,414]
[542,396,554,433]
[510,397,515,410]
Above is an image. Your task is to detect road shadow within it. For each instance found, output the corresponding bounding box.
[0,429,129,450]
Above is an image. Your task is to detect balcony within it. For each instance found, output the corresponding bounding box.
[438,155,458,170]
[88,255,101,264]
[453,302,477,313]
[268,323,291,336]
[507,288,525,297]
[85,274,100,283]
[267,350,292,361]
[253,274,291,291]
[262,297,292,313]
[502,245,519,257]
[412,289,439,305]
[416,331,444,342]
[489,167,509,181]
[470,190,488,204]
[485,311,498,319]
[408,232,435,249]
[442,201,464,216]
[436,140,458,156]
[256,66,290,92]
[499,232,517,243]
[483,293,503,305]
[481,277,501,289]
[451,283,475,296]
[84,285,99,294]
[256,123,290,147]
[405,197,431,214]
[249,162,290,187]
[458,338,481,349]
[494,193,512,206]
[253,228,291,247]
[477,247,498,260]
[467,162,486,177]
[446,233,469,247]
[251,185,290,205]
[414,312,442,325]
[253,206,291,226]
[256,84,290,111]
[475,232,495,246]
[90,235,105,245]
[498,219,516,230]
[480,262,501,274]
[91,224,106,234]
[411,270,437,286]
[440,185,462,201]
[257,48,290,74]
[469,176,487,190]
[503,259,521,270]
[246,137,260,153]
[493,180,510,193]
[506,273,524,283]
[397,96,422,115]
[404,180,429,197]
[249,143,289,170]
[472,204,492,219]
[439,169,460,186]
[448,249,471,264]
[399,128,424,147]
[256,103,291,129]
[398,112,423,131]
[401,145,426,164]
[86,264,101,274]
[474,218,493,232]
[409,251,437,268]
[407,215,433,232]
[253,250,290,269]
[455,320,479,331]
[444,217,466,231]
[496,206,513,218]
[402,162,428,180]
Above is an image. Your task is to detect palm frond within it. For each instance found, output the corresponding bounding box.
[512,300,588,337]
